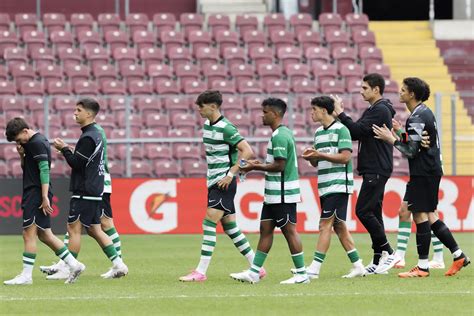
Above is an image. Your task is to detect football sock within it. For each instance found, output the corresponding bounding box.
[63,232,69,247]
[105,227,122,258]
[249,250,267,275]
[347,249,361,264]
[196,219,217,275]
[396,221,411,259]
[55,246,78,267]
[102,244,123,265]
[223,221,254,264]
[431,233,444,261]
[431,220,460,255]
[416,221,431,261]
[291,252,306,275]
[22,252,36,277]
[308,251,325,274]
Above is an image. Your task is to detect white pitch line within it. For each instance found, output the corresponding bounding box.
[0,291,472,301]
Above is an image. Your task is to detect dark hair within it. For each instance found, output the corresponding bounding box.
[363,73,385,95]
[5,117,29,142]
[311,96,334,114]
[77,98,100,116]
[261,97,287,117]
[403,77,430,102]
[195,90,223,107]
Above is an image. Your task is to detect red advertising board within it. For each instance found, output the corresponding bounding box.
[111,176,474,234]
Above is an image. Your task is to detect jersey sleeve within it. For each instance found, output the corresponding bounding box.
[337,126,353,152]
[271,133,288,160]
[29,141,49,162]
[223,124,244,146]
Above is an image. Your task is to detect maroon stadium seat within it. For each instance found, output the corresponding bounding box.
[366,63,391,78]
[0,31,18,56]
[133,30,155,51]
[332,46,357,65]
[43,13,66,33]
[210,80,237,94]
[277,46,303,69]
[195,46,220,67]
[10,63,35,89]
[164,96,190,114]
[167,46,192,70]
[50,30,74,51]
[173,144,201,160]
[126,13,149,35]
[148,64,173,84]
[145,112,170,135]
[215,30,240,56]
[183,80,207,95]
[222,95,243,111]
[188,30,213,55]
[359,46,383,65]
[0,80,16,95]
[4,47,28,67]
[249,46,273,68]
[73,80,98,95]
[285,63,311,83]
[105,30,129,53]
[155,79,181,95]
[320,79,345,94]
[2,97,25,114]
[15,13,38,34]
[289,13,313,33]
[85,46,110,69]
[53,96,76,113]
[257,63,282,81]
[242,30,266,52]
[128,80,153,95]
[70,13,94,36]
[269,30,295,51]
[22,30,47,53]
[318,13,342,33]
[264,79,289,94]
[160,30,185,51]
[30,47,55,68]
[139,129,163,139]
[223,47,247,69]
[120,63,146,85]
[208,14,231,38]
[93,64,118,86]
[26,97,47,113]
[113,47,138,69]
[101,80,126,95]
[98,13,121,34]
[77,30,102,51]
[312,63,338,81]
[131,160,153,178]
[65,64,91,85]
[108,161,125,178]
[140,47,165,68]
[352,29,376,49]
[155,160,180,178]
[176,64,201,86]
[339,62,364,81]
[263,13,286,35]
[182,160,207,178]
[297,30,322,51]
[238,80,263,94]
[179,13,204,38]
[345,13,369,32]
[135,96,162,116]
[325,29,350,50]
[202,64,228,86]
[226,112,251,135]
[346,78,363,93]
[47,80,72,95]
[57,47,82,68]
[144,143,172,161]
[171,113,197,135]
[305,46,330,67]
[384,79,399,94]
[0,14,11,33]
[236,14,258,38]
[230,64,255,85]
[153,13,176,35]
[291,79,319,94]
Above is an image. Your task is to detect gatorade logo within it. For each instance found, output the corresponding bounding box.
[129,180,178,233]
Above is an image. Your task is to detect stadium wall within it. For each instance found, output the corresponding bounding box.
[0,176,472,234]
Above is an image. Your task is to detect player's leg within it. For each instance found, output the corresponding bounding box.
[4,224,37,285]
[394,201,411,268]
[305,216,334,278]
[429,210,445,269]
[428,212,470,276]
[398,212,431,278]
[280,219,309,284]
[179,207,223,281]
[100,193,122,258]
[334,221,366,278]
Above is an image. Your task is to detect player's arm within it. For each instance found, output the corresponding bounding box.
[372,123,421,159]
[31,141,53,215]
[230,139,254,175]
[17,144,25,168]
[57,137,96,169]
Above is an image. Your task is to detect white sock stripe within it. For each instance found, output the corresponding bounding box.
[114,241,121,247]
[203,225,217,232]
[23,257,35,263]
[294,267,306,273]
[58,249,69,258]
[399,228,411,234]
[250,264,261,271]
[291,252,304,257]
[203,235,217,242]
[232,234,245,244]
[237,242,250,252]
[201,245,215,252]
[347,249,357,254]
[109,233,119,240]
[200,255,212,260]
[225,227,239,235]
[398,236,409,242]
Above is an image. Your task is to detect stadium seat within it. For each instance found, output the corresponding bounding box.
[4,47,28,67]
[173,143,201,160]
[226,112,251,135]
[2,97,25,114]
[145,112,170,135]
[339,63,364,81]
[85,46,110,69]
[53,96,76,112]
[269,30,295,51]
[263,13,286,35]
[10,63,36,89]
[243,30,266,52]
[277,46,303,69]
[0,65,6,80]
[208,14,231,37]
[384,79,400,93]
[352,29,376,49]
[57,47,82,68]
[50,30,75,51]
[167,46,192,70]
[43,13,66,33]
[15,13,38,34]
[139,129,163,139]
[289,13,313,33]
[30,47,55,68]
[0,162,8,179]
[101,80,126,95]
[245,95,265,112]
[238,80,263,94]
[332,46,357,65]
[230,64,255,85]
[318,13,342,33]
[160,30,185,51]
[140,47,165,68]
[153,13,176,34]
[120,63,146,85]
[210,80,236,94]
[296,30,322,51]
[0,80,16,95]
[215,30,240,56]
[298,158,318,176]
[195,46,220,67]
[182,160,207,178]
[131,160,153,178]
[249,46,273,68]
[188,30,212,55]
[155,79,181,95]
[108,96,128,112]
[70,13,94,36]
[164,96,190,113]
[128,80,153,95]
[305,46,330,67]
[73,80,98,95]
[183,80,207,95]
[4,145,20,161]
[35,113,62,130]
[235,14,258,38]
[77,30,102,51]
[47,80,72,95]
[93,64,118,86]
[171,113,197,136]
[345,13,369,32]
[148,64,173,84]
[135,96,162,115]
[26,97,47,114]
[223,47,247,69]
[257,64,282,81]
[291,79,319,94]
[285,63,311,83]
[108,160,125,178]
[179,13,204,38]
[113,47,138,68]
[0,13,11,33]
[154,160,180,178]
[202,64,228,86]
[0,31,18,56]
[126,13,149,35]
[222,95,243,111]
[144,143,172,161]
[320,79,345,94]
[65,64,91,85]
[176,64,201,86]
[133,30,155,51]
[346,78,363,93]
[359,46,383,65]
[105,30,129,52]
[168,128,193,138]
[312,63,338,81]
[116,113,142,133]
[325,29,350,50]
[52,129,81,140]
[264,79,289,94]
[98,13,121,34]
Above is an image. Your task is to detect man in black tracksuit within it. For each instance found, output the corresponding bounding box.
[332,73,398,275]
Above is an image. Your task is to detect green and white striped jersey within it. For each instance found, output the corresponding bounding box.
[94,123,111,193]
[203,116,243,188]
[313,121,353,197]
[264,125,301,204]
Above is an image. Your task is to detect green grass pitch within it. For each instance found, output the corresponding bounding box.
[1,233,473,315]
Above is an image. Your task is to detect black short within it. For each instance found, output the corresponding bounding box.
[404,176,441,213]
[21,188,53,230]
[68,197,102,227]
[100,193,113,219]
[261,203,297,228]
[207,177,237,216]
[320,193,349,222]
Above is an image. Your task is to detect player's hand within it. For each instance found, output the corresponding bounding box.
[330,94,344,117]
[39,197,53,216]
[421,130,430,148]
[301,147,319,160]
[53,138,67,151]
[217,175,233,190]
[372,124,397,144]
[16,144,25,156]
[392,118,402,132]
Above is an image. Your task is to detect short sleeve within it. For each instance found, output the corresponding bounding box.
[29,141,49,162]
[337,126,353,152]
[271,134,288,159]
[223,124,244,146]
